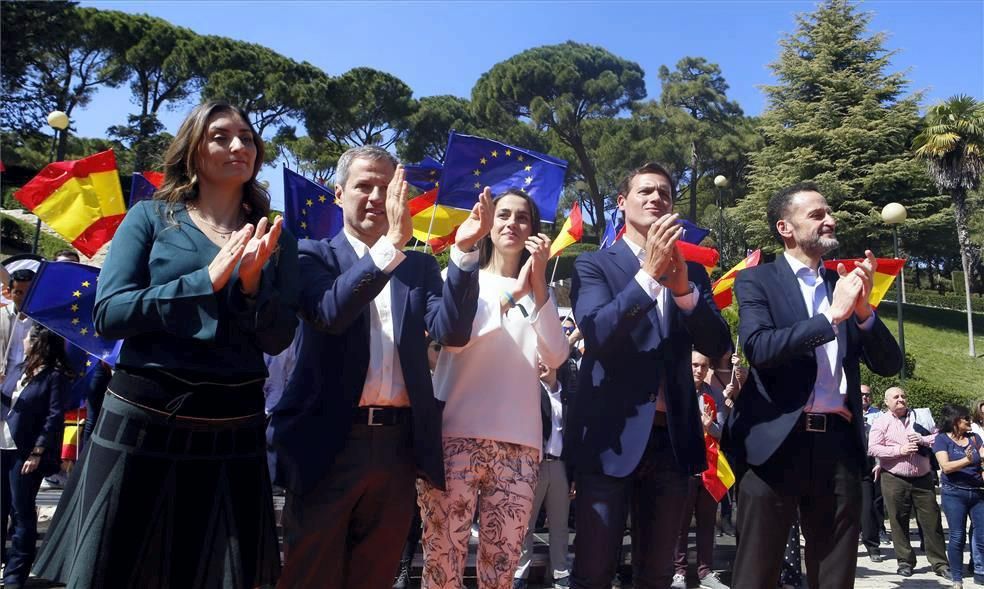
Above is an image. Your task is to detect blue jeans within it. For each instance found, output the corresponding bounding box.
[1,449,45,586]
[940,485,984,582]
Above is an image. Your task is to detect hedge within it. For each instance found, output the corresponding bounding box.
[1,213,72,260]
[887,290,984,314]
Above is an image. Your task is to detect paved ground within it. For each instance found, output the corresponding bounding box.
[22,489,961,588]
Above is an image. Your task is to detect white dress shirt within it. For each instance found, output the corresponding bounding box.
[623,236,700,412]
[1,309,32,384]
[344,231,478,407]
[0,374,29,450]
[783,252,874,420]
[543,380,564,457]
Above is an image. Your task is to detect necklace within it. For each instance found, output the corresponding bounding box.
[189,208,243,240]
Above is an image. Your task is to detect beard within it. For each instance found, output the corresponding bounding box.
[798,230,839,256]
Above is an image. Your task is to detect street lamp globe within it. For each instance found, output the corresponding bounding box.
[47,110,69,130]
[881,202,907,225]
[713,175,728,188]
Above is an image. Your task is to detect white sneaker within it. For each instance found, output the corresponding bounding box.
[671,573,687,589]
[699,572,730,589]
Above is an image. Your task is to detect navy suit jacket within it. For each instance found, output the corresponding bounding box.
[563,240,731,478]
[268,233,479,496]
[0,364,69,475]
[723,255,902,468]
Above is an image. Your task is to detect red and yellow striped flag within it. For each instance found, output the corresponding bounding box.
[549,201,583,258]
[409,189,471,254]
[712,249,762,310]
[823,258,905,309]
[14,150,126,257]
[61,407,87,461]
[700,393,735,502]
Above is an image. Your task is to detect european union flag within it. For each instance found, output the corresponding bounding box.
[600,210,625,249]
[129,171,163,207]
[63,346,102,409]
[283,167,343,241]
[405,156,443,192]
[438,131,568,221]
[679,219,710,245]
[21,261,122,365]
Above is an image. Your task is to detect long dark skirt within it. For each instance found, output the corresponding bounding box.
[32,392,281,588]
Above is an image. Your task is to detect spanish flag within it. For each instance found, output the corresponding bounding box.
[14,150,126,257]
[712,249,763,310]
[549,201,583,258]
[61,407,87,461]
[409,189,470,254]
[700,393,735,502]
[824,258,905,309]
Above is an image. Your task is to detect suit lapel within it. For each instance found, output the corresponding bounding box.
[608,240,641,283]
[775,254,811,323]
[390,262,410,346]
[329,231,358,271]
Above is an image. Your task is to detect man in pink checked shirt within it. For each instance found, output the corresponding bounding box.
[868,386,950,580]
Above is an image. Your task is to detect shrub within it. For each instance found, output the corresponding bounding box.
[0,213,73,260]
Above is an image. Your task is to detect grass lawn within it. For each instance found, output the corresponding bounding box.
[878,304,984,397]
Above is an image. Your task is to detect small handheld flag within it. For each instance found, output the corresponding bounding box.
[549,201,584,258]
[14,150,126,257]
[823,258,905,308]
[405,157,443,192]
[283,167,343,240]
[129,171,164,207]
[20,261,121,365]
[409,189,469,254]
[438,131,568,222]
[712,250,763,310]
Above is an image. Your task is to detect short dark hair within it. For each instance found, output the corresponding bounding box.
[52,249,80,262]
[8,268,35,288]
[766,181,822,243]
[617,162,675,200]
[939,403,972,434]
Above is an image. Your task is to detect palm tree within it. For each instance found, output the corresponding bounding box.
[913,94,984,357]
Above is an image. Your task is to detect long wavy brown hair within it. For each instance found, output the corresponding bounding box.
[154,101,270,225]
[22,324,71,381]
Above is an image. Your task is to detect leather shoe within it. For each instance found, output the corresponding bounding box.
[897,564,914,577]
[868,550,883,563]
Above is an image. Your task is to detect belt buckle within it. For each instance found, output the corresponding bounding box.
[367,407,383,426]
[805,413,827,433]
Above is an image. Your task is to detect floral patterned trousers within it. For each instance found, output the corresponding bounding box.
[417,437,540,589]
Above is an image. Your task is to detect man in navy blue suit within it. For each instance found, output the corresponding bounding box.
[565,162,731,589]
[270,146,492,589]
[725,181,902,588]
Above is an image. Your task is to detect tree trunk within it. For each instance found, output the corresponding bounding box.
[689,141,699,222]
[951,188,977,357]
[569,136,604,243]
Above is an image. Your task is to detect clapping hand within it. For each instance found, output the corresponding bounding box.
[849,250,877,322]
[208,225,254,293]
[455,187,493,252]
[525,233,552,309]
[830,263,863,326]
[239,216,284,296]
[385,165,412,249]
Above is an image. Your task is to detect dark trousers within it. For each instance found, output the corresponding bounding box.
[279,422,417,589]
[732,423,862,589]
[571,427,690,589]
[881,471,948,572]
[401,498,423,563]
[674,477,718,579]
[860,468,885,552]
[941,485,984,583]
[1,449,44,585]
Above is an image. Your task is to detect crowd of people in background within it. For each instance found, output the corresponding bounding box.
[2,99,978,589]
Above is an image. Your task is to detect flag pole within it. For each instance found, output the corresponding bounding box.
[417,200,441,253]
[549,256,561,284]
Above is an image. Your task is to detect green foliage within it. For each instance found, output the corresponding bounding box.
[736,0,944,259]
[472,41,646,233]
[269,126,344,185]
[304,67,416,150]
[1,214,73,260]
[396,95,479,163]
[548,243,598,283]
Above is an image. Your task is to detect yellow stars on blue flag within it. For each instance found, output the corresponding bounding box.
[437,132,568,221]
[283,167,344,241]
[404,156,444,192]
[20,261,121,364]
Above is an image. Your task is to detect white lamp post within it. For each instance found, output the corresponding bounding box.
[881,202,907,380]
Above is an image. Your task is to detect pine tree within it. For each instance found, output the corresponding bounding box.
[737,0,944,256]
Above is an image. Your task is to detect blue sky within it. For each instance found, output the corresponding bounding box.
[77,0,984,207]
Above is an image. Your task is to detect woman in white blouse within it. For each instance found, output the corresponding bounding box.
[417,188,570,589]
